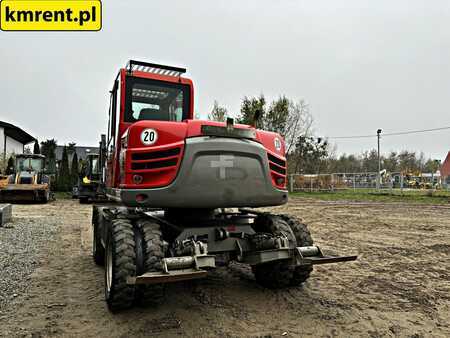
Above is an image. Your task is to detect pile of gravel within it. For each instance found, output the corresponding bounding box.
[0,216,58,310]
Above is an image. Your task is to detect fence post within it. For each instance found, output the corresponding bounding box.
[289,174,294,193]
[353,173,356,191]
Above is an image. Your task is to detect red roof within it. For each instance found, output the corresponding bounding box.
[442,151,450,176]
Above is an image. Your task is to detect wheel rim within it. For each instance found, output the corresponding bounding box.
[106,241,113,293]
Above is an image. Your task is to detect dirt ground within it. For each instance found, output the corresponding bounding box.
[1,197,449,338]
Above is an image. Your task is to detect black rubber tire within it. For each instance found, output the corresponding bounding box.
[42,190,50,204]
[279,214,314,286]
[135,220,165,305]
[93,213,105,266]
[79,196,89,204]
[251,215,296,289]
[105,218,136,312]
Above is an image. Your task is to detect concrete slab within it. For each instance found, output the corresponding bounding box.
[0,204,12,226]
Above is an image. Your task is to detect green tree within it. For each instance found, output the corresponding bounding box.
[361,149,380,172]
[57,146,71,191]
[398,150,421,173]
[67,142,76,155]
[327,154,362,173]
[237,95,313,156]
[208,100,228,122]
[324,150,440,175]
[5,156,15,175]
[71,152,79,187]
[33,140,40,154]
[264,96,289,134]
[41,139,57,174]
[292,136,329,173]
[346,154,362,172]
[383,152,398,172]
[424,159,441,173]
[237,95,266,128]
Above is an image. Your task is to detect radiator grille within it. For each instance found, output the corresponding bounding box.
[269,163,286,175]
[131,148,180,161]
[130,147,181,172]
[131,158,178,170]
[19,177,33,184]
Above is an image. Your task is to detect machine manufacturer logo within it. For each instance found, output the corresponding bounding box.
[141,128,158,146]
[274,137,282,152]
[210,155,234,179]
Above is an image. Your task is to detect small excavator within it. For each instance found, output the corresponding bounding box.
[77,153,105,203]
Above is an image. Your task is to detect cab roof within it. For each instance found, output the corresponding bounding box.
[113,60,191,92]
[126,60,186,77]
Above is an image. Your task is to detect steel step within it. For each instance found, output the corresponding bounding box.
[127,269,207,285]
[301,255,358,265]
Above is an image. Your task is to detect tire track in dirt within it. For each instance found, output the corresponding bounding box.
[0,199,449,337]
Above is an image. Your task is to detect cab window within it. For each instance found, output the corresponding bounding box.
[124,77,190,122]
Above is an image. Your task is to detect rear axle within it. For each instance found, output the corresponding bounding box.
[92,205,357,311]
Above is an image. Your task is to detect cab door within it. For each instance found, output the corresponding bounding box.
[105,79,120,188]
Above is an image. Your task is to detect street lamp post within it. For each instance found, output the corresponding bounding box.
[377,129,382,191]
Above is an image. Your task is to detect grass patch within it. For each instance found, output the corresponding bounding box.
[53,191,73,200]
[291,189,450,205]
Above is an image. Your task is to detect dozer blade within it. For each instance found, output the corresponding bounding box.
[0,190,35,202]
[0,185,48,203]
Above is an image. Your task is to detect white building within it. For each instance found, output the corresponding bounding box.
[0,121,35,160]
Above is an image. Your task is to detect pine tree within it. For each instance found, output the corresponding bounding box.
[40,139,57,174]
[237,95,266,128]
[71,152,79,187]
[33,140,40,154]
[6,156,15,175]
[57,146,70,191]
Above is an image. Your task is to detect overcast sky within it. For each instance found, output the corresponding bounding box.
[0,0,449,159]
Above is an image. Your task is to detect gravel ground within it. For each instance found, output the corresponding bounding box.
[0,205,58,310]
[0,199,449,337]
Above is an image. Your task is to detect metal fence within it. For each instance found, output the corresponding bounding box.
[288,172,448,192]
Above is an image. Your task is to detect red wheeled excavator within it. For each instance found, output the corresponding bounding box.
[92,60,357,312]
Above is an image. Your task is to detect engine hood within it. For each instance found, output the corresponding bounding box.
[16,171,37,184]
[123,119,286,158]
